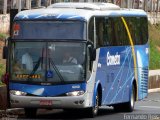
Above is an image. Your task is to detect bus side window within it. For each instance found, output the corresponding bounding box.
[103,18,108,46]
[127,17,140,45]
[96,18,104,47]
[140,17,148,44]
[104,18,112,46]
[103,29,108,46]
[88,18,94,43]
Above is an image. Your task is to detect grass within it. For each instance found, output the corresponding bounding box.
[149,41,160,69]
[149,22,160,69]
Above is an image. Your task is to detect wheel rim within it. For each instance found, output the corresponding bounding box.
[131,88,135,108]
[93,94,99,114]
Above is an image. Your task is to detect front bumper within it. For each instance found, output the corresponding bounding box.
[10,93,90,109]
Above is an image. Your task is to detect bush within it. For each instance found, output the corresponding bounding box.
[0,33,8,40]
[149,41,160,69]
[149,23,160,70]
[0,64,5,86]
[0,81,3,86]
[0,64,5,77]
[0,33,7,82]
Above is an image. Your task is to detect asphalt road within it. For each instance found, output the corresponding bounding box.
[4,92,160,120]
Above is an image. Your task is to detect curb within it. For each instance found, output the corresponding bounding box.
[148,88,160,93]
[0,108,23,114]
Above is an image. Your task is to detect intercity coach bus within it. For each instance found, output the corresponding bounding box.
[3,2,149,118]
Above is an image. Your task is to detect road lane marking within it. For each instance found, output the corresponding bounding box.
[142,99,160,102]
[138,106,160,109]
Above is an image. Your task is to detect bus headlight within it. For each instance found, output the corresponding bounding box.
[66,91,85,96]
[10,90,27,96]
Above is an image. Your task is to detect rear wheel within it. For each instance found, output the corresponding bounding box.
[125,86,135,112]
[114,85,135,112]
[24,108,37,118]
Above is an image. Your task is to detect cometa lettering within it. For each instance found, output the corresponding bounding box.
[107,52,120,66]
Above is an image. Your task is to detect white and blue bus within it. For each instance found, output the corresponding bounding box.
[3,2,149,118]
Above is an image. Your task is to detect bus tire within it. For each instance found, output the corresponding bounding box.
[24,108,37,118]
[87,92,99,118]
[124,85,135,112]
[114,85,135,112]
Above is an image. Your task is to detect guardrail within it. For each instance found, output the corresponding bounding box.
[149,70,160,90]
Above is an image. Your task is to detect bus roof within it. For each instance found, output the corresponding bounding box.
[14,2,147,21]
[48,2,120,10]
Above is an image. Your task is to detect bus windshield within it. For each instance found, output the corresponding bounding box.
[10,42,86,84]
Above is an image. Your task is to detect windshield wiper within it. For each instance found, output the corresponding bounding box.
[26,57,65,83]
[27,57,42,81]
[49,58,65,83]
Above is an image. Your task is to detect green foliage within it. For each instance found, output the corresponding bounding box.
[0,81,3,86]
[0,64,5,77]
[0,33,8,40]
[0,63,5,76]
[149,41,160,69]
[0,64,5,86]
[0,33,7,86]
[148,22,160,69]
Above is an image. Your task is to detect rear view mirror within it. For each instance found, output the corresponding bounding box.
[2,37,9,59]
[91,48,96,61]
[87,41,96,61]
[89,47,96,61]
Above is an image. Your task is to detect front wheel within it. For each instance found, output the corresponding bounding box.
[87,92,99,118]
[24,108,37,118]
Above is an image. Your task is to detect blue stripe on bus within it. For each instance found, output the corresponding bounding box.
[9,82,86,97]
[109,12,147,17]
[15,13,86,21]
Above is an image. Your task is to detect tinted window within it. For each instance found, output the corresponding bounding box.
[88,16,148,47]
[12,21,86,40]
[124,17,148,45]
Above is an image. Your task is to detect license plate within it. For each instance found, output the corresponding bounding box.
[40,100,52,106]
